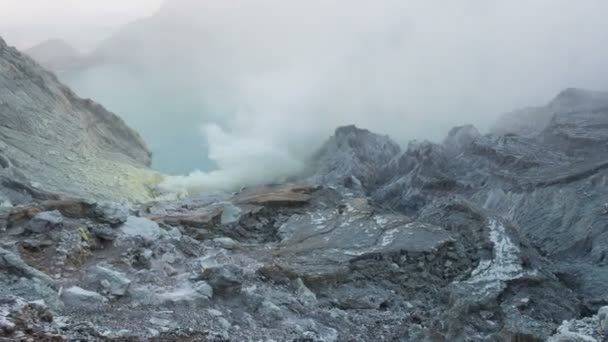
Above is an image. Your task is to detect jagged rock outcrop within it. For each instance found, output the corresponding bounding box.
[309,125,401,189]
[368,88,608,320]
[0,37,161,204]
[296,88,608,339]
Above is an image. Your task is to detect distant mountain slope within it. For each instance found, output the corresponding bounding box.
[0,37,161,204]
[24,39,82,73]
[492,88,608,137]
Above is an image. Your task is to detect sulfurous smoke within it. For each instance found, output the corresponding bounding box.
[7,0,608,193]
[154,0,608,193]
[159,123,304,193]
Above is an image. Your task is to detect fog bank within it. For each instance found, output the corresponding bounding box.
[5,0,608,192]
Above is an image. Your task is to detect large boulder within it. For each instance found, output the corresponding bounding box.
[119,216,164,242]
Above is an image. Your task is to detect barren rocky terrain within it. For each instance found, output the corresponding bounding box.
[2,35,608,341]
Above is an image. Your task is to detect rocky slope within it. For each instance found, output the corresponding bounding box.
[2,86,608,341]
[0,37,161,205]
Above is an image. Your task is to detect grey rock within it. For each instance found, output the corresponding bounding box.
[89,224,117,241]
[144,281,213,306]
[309,125,401,187]
[0,247,56,287]
[295,279,317,307]
[286,319,339,342]
[27,210,63,233]
[548,334,597,342]
[200,264,243,294]
[443,125,481,157]
[220,202,242,224]
[330,285,392,310]
[599,306,608,330]
[94,202,129,225]
[146,328,160,337]
[207,309,223,317]
[258,300,284,323]
[276,197,452,279]
[0,199,11,208]
[167,227,182,239]
[351,90,608,318]
[194,281,214,298]
[304,116,597,340]
[0,277,63,311]
[548,313,601,342]
[149,317,175,328]
[0,296,53,334]
[213,237,239,250]
[160,251,177,264]
[61,286,108,307]
[119,216,163,242]
[217,317,231,330]
[88,265,131,296]
[21,238,53,251]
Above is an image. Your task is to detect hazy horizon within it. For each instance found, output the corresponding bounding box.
[0,0,162,50]
[2,0,608,192]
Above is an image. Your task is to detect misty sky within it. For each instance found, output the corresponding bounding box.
[0,0,162,49]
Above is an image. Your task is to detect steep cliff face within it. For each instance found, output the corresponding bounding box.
[0,37,160,204]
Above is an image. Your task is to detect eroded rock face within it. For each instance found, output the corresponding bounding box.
[0,37,161,204]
